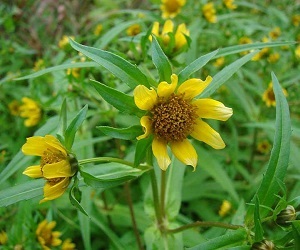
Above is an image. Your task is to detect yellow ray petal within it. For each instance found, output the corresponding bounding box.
[191,119,225,149]
[22,136,48,156]
[134,85,157,111]
[42,160,73,178]
[170,139,197,170]
[150,22,160,41]
[157,74,178,98]
[175,23,189,49]
[162,19,174,34]
[152,137,171,171]
[23,165,43,178]
[45,135,67,156]
[137,116,152,140]
[177,76,213,99]
[40,177,70,203]
[193,98,233,121]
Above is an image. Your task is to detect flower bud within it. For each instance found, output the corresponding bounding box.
[276,205,296,226]
[251,239,275,250]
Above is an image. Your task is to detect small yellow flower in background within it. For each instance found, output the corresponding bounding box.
[219,200,232,217]
[22,135,78,203]
[257,140,271,154]
[19,97,41,127]
[0,231,8,245]
[67,68,80,78]
[262,82,288,107]
[269,27,281,40]
[223,0,237,10]
[213,57,225,68]
[94,24,103,36]
[202,2,217,23]
[58,35,74,49]
[292,14,300,27]
[62,238,76,250]
[133,74,233,171]
[8,100,21,116]
[33,59,45,71]
[239,36,253,55]
[36,220,62,250]
[267,52,280,63]
[160,0,186,19]
[126,24,141,36]
[295,45,300,59]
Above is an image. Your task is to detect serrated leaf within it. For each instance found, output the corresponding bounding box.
[69,177,89,216]
[151,36,172,83]
[97,125,143,140]
[91,80,143,116]
[65,105,88,150]
[69,39,148,88]
[178,49,219,83]
[200,50,258,98]
[134,136,153,167]
[246,73,291,223]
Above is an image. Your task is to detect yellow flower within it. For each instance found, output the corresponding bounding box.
[257,140,271,154]
[36,220,62,250]
[252,47,269,61]
[292,14,300,27]
[62,238,76,250]
[126,24,141,36]
[202,2,217,23]
[213,57,225,67]
[150,20,190,53]
[8,100,20,116]
[22,135,78,203]
[133,74,233,171]
[267,52,280,63]
[33,59,45,71]
[58,35,74,49]
[19,97,41,127]
[223,0,237,10]
[67,68,80,78]
[160,0,186,19]
[269,27,281,40]
[239,36,253,55]
[0,231,7,245]
[219,200,232,217]
[94,24,103,36]
[295,45,300,59]
[262,82,288,107]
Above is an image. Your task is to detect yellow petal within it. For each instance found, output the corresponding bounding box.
[133,85,157,111]
[151,22,160,40]
[191,119,225,149]
[42,160,73,179]
[137,116,152,140]
[45,135,67,157]
[40,177,70,203]
[170,139,197,170]
[23,165,43,178]
[193,99,233,121]
[177,76,213,99]
[157,74,178,98]
[152,137,171,171]
[175,23,189,49]
[22,136,48,156]
[162,19,174,34]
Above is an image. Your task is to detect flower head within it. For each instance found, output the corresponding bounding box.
[134,74,233,171]
[8,100,21,116]
[267,52,280,63]
[58,35,74,49]
[256,140,271,154]
[262,82,288,107]
[292,15,300,27]
[36,220,62,250]
[19,97,41,127]
[0,231,7,245]
[295,45,300,59]
[62,238,76,250]
[22,135,78,203]
[160,0,186,19]
[202,2,217,23]
[94,24,103,36]
[269,27,281,40]
[126,24,141,36]
[223,0,237,10]
[213,57,225,68]
[219,200,232,217]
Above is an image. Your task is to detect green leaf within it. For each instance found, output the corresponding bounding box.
[200,50,258,98]
[246,73,291,222]
[15,62,98,80]
[80,163,146,189]
[57,99,67,143]
[187,228,247,250]
[134,136,153,167]
[69,176,89,216]
[178,49,219,83]
[254,196,264,242]
[292,221,300,248]
[97,125,143,140]
[69,39,149,88]
[151,36,172,83]
[65,105,88,150]
[91,80,143,116]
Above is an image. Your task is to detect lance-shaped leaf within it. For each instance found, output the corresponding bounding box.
[254,196,264,242]
[91,80,144,116]
[69,39,149,88]
[134,136,153,167]
[69,176,89,216]
[151,36,172,83]
[97,125,143,140]
[246,72,291,223]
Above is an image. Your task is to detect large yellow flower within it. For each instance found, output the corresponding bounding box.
[22,135,77,203]
[36,220,62,250]
[160,0,186,19]
[133,74,233,171]
[19,97,41,127]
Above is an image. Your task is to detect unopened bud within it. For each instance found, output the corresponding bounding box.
[251,239,275,250]
[276,205,296,226]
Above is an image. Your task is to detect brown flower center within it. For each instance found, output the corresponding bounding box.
[150,93,198,142]
[40,149,65,167]
[267,89,275,101]
[164,0,181,13]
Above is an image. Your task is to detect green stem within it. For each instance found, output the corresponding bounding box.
[160,169,166,220]
[150,169,163,228]
[167,221,243,234]
[79,157,135,167]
